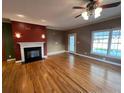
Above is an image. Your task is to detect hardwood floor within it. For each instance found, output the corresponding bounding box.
[2,53,121,93]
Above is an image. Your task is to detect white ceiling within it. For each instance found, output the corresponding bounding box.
[2,0,121,30]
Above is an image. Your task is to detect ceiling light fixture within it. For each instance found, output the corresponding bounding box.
[94,7,102,18]
[15,33,21,38]
[16,14,25,18]
[41,34,45,39]
[81,11,89,20]
[41,19,46,22]
[81,7,102,20]
[73,1,120,20]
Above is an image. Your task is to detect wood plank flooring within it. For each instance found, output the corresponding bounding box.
[2,53,121,93]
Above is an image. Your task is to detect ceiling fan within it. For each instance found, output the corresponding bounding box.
[73,0,121,20]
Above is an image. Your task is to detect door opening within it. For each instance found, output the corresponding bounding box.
[68,33,76,53]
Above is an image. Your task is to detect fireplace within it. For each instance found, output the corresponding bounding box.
[18,42,47,62]
[24,47,42,62]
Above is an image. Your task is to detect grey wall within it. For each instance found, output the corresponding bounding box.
[65,17,121,64]
[47,29,66,54]
[2,22,15,59]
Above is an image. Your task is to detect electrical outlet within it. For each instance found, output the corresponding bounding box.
[77,41,80,44]
[55,42,58,44]
[84,52,87,55]
[53,32,56,35]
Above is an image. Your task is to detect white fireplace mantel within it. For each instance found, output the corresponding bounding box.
[18,42,46,62]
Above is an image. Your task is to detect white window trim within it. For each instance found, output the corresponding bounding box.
[91,27,121,59]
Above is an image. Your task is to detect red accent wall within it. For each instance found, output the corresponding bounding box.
[12,21,47,60]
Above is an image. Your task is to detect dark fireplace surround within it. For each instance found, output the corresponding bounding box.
[24,47,42,62]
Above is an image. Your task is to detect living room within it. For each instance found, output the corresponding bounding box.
[2,0,122,93]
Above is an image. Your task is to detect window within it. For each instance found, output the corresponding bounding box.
[92,31,109,55]
[91,28,121,58]
[108,30,121,58]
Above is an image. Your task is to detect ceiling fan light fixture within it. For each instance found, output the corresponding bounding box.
[94,7,102,18]
[81,11,89,20]
[16,14,25,18]
[95,7,102,13]
[73,1,120,19]
[94,12,101,18]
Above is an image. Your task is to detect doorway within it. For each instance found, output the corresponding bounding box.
[68,33,76,53]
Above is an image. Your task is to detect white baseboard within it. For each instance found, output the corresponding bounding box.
[16,60,22,63]
[15,51,120,66]
[43,56,48,58]
[74,52,121,66]
[65,51,69,52]
[48,50,66,56]
[7,58,16,62]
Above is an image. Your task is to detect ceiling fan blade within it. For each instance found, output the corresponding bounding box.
[101,1,121,9]
[73,6,85,9]
[75,14,81,18]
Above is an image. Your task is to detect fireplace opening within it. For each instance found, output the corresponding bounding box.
[24,47,42,62]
